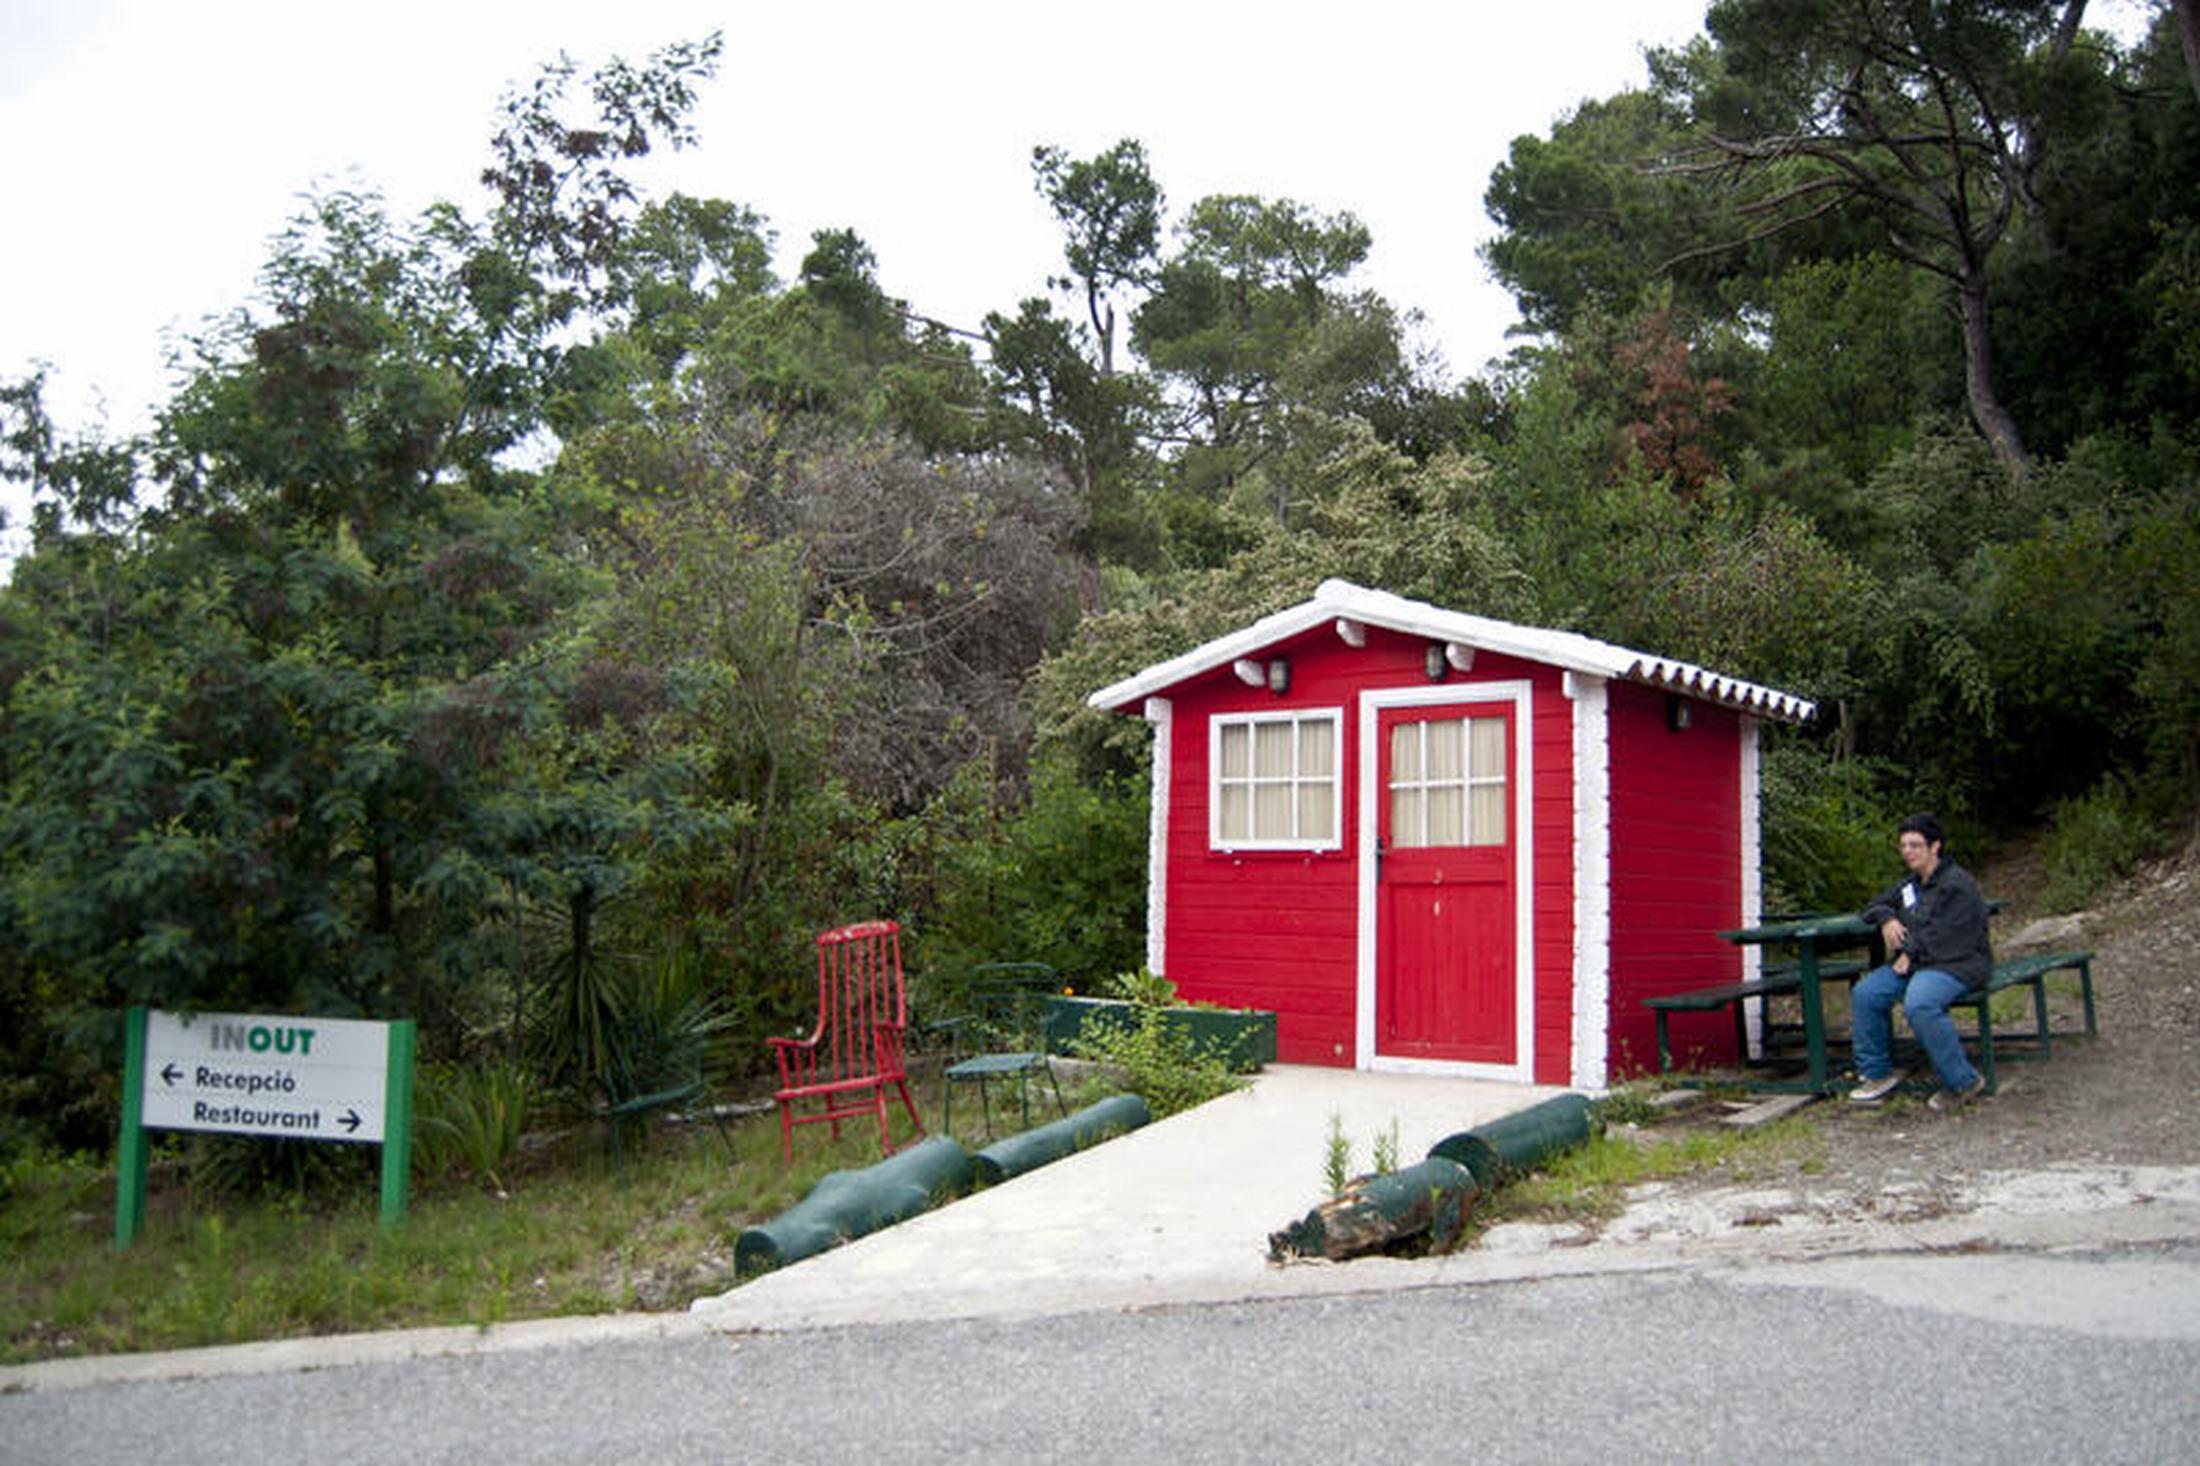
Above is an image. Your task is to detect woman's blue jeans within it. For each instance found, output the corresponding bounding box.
[1852,964,1980,1091]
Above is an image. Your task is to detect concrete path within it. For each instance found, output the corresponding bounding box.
[691,1064,1563,1332]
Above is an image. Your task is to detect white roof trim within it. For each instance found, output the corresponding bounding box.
[1088,578,1817,724]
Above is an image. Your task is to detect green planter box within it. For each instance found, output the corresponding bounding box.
[1042,996,1277,1072]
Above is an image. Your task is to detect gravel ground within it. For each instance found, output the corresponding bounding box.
[1644,832,2200,1209]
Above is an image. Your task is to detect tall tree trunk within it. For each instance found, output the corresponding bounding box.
[1958,271,2029,475]
[2178,0,2200,107]
[1090,291,1117,378]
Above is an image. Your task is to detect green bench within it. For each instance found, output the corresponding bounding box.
[1645,949,2100,1091]
[1940,949,2098,1093]
[1645,959,1868,1074]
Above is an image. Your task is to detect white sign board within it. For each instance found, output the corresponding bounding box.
[140,1010,393,1143]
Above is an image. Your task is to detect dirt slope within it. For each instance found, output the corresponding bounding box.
[1676,832,2200,1199]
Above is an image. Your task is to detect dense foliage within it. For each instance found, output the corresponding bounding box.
[3,4,2194,1156]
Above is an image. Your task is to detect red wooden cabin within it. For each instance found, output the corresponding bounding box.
[1087,580,1816,1086]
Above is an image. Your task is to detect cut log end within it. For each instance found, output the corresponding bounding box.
[1268,1157,1478,1263]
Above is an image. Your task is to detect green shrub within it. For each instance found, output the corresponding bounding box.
[1110,966,1179,1007]
[915,758,1151,993]
[1070,1008,1243,1118]
[1760,747,1902,912]
[2039,775,2164,913]
[186,1135,375,1206]
[413,1062,533,1192]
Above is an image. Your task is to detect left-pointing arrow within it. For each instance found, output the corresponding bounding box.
[339,1109,362,1134]
[160,1063,182,1086]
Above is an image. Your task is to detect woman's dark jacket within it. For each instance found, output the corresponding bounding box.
[1859,859,1994,988]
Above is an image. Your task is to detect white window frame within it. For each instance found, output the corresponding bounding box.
[1209,707,1344,852]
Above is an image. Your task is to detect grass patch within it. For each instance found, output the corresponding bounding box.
[3,1116,811,1364]
[1464,1113,1821,1237]
[2,1063,1133,1366]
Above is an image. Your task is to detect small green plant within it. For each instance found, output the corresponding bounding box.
[414,1062,534,1192]
[1111,966,1180,1008]
[1070,1008,1241,1117]
[1371,1118,1401,1176]
[1323,1111,1353,1199]
[1591,1083,1665,1129]
[1317,1115,1400,1199]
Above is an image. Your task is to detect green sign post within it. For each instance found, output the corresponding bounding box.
[115,1007,416,1249]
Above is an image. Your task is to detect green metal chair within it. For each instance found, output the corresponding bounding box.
[940,962,1069,1139]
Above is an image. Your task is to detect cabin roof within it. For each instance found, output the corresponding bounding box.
[1087,579,1817,724]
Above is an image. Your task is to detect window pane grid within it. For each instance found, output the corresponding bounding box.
[1214,710,1340,848]
[1387,715,1507,848]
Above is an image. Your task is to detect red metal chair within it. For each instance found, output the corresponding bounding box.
[769,920,925,1162]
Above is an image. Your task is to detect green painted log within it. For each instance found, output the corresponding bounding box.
[972,1094,1152,1185]
[1267,1156,1479,1261]
[1428,1092,1599,1189]
[734,1135,974,1274]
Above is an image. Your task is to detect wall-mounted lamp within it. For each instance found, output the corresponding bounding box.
[1266,657,1292,695]
[1666,694,1694,731]
[1446,642,1475,674]
[1424,643,1448,681]
[1232,658,1265,688]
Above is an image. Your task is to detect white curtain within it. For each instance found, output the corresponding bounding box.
[1217,714,1337,844]
[1297,718,1335,840]
[1218,723,1249,841]
[1389,716,1506,849]
[1469,717,1507,845]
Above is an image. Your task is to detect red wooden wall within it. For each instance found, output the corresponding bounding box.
[1525,666,1576,1084]
[1160,624,1365,1066]
[1604,684,1746,1074]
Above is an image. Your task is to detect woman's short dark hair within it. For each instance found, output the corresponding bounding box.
[1899,813,1945,847]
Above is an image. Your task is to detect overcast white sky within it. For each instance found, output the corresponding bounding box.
[0,1,1733,413]
[0,0,1764,560]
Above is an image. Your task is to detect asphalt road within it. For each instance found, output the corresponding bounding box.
[7,1245,2197,1464]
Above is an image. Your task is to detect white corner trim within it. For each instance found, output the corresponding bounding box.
[1569,675,1611,1088]
[1144,697,1172,979]
[1739,716,1764,1058]
[1356,680,1536,1082]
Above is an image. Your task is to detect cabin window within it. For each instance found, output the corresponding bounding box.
[1211,709,1342,850]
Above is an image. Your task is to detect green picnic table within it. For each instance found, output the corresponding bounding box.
[1713,912,1883,1093]
[1666,900,2047,1095]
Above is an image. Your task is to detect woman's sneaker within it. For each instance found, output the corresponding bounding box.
[1928,1075,1988,1111]
[1847,1069,1906,1103]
